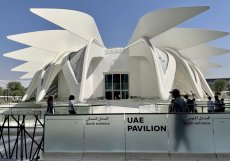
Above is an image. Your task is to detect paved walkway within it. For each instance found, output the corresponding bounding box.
[38,152,230,161]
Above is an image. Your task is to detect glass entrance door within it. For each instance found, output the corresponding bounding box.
[105,74,129,100]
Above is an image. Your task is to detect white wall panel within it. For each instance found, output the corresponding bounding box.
[126,114,168,152]
[44,114,230,153]
[84,115,125,152]
[45,115,84,152]
[168,114,214,153]
[212,114,230,153]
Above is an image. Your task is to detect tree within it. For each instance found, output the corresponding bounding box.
[0,86,4,96]
[6,81,25,96]
[211,79,227,95]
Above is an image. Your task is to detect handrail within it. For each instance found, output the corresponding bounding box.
[156,102,230,113]
[0,102,229,117]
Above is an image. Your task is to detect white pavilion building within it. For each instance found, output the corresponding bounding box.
[4,6,229,102]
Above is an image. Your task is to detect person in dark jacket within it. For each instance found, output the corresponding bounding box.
[220,98,225,112]
[214,95,222,112]
[169,89,189,113]
[68,95,76,114]
[47,96,54,114]
[184,95,194,113]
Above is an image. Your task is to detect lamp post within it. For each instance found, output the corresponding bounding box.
[6,89,8,103]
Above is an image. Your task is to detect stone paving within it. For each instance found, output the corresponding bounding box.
[38,152,230,161]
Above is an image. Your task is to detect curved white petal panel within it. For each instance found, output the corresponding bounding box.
[4,47,57,62]
[188,62,214,97]
[150,28,228,50]
[20,72,36,79]
[30,8,103,45]
[62,61,80,98]
[7,30,88,53]
[179,45,230,60]
[200,69,211,75]
[191,60,222,68]
[22,70,42,101]
[12,62,45,72]
[129,6,209,44]
[127,38,176,100]
[79,39,105,102]
[35,51,71,102]
[165,48,205,98]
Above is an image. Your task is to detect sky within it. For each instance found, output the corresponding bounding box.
[0,0,230,81]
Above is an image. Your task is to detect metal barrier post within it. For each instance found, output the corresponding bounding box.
[20,124,23,160]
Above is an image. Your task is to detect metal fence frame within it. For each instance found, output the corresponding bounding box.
[0,114,44,161]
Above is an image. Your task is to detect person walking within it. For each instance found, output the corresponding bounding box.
[192,98,198,113]
[47,95,54,114]
[220,98,225,112]
[169,89,189,113]
[214,95,222,112]
[184,95,194,113]
[207,96,214,113]
[68,95,76,114]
